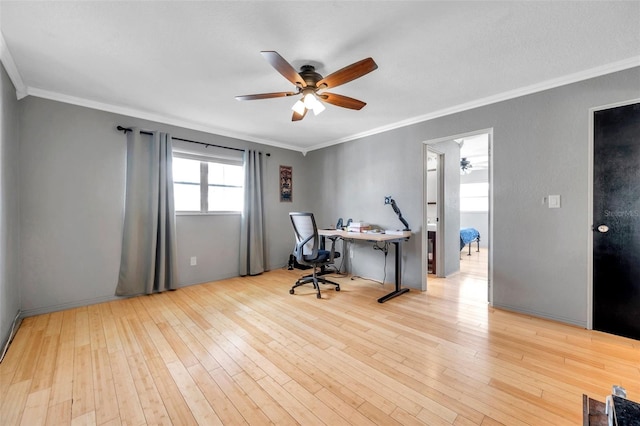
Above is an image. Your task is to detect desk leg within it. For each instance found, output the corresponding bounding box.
[378,241,410,303]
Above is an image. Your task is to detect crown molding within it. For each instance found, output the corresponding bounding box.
[8,51,639,154]
[0,31,27,99]
[307,56,640,152]
[25,86,306,153]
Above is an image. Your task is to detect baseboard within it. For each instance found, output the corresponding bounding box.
[20,295,124,318]
[492,302,586,328]
[1,309,22,363]
[19,269,289,318]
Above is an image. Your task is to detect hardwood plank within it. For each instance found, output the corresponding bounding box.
[91,347,119,425]
[20,388,50,426]
[108,349,146,425]
[145,355,199,426]
[45,400,72,426]
[282,378,351,424]
[314,387,377,426]
[126,352,172,425]
[232,371,298,425]
[187,364,248,425]
[0,379,31,425]
[165,359,222,425]
[69,410,95,426]
[71,344,94,420]
[29,334,58,393]
[48,339,74,407]
[207,366,272,425]
[255,375,325,425]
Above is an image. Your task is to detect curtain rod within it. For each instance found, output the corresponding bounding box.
[116,126,270,156]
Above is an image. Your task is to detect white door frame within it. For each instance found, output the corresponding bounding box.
[424,146,445,283]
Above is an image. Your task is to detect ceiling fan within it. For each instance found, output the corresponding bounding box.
[460,157,473,175]
[235,51,378,121]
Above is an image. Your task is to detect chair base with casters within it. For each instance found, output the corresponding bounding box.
[289,212,341,299]
[289,254,341,298]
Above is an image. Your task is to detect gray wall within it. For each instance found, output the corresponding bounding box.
[309,67,640,327]
[1,63,21,348]
[306,129,424,285]
[18,97,310,316]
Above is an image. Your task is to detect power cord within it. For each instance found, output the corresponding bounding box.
[350,241,389,285]
[373,241,389,285]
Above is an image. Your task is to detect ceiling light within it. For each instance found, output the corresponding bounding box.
[291,100,305,115]
[296,91,325,116]
[303,93,317,109]
[312,101,325,116]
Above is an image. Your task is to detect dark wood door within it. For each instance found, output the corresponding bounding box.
[593,102,640,340]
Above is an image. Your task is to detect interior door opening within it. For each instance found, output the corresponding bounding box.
[423,130,493,305]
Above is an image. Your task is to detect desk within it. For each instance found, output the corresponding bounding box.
[318,229,412,303]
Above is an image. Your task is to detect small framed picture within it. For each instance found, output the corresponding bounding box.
[279,165,292,202]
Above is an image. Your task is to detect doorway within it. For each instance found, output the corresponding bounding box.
[422,129,493,305]
[591,101,640,340]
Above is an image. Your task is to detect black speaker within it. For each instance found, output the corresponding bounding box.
[288,254,311,270]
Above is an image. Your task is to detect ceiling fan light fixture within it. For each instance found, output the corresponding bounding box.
[303,92,317,108]
[291,99,306,115]
[312,100,325,116]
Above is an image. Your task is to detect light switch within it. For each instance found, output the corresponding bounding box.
[548,195,561,208]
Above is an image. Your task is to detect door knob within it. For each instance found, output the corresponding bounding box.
[597,224,609,233]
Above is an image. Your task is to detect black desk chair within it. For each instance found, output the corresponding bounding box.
[289,212,340,299]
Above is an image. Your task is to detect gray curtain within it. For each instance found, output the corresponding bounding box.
[240,150,267,276]
[116,129,178,296]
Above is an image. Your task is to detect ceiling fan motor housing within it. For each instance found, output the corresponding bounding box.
[299,65,323,88]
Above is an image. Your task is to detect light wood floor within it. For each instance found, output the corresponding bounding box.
[2,261,639,425]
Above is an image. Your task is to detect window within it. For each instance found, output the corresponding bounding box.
[172,154,244,213]
[460,182,488,212]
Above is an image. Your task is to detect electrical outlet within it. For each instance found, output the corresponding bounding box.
[190,256,197,266]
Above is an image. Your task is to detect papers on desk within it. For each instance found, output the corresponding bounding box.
[384,230,405,235]
[347,222,370,233]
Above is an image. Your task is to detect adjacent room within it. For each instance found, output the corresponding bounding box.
[1,2,639,425]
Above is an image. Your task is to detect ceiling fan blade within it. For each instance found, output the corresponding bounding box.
[316,57,378,90]
[292,108,307,121]
[320,93,367,110]
[235,92,296,101]
[261,51,307,87]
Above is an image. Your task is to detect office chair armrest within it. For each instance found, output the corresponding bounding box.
[293,234,317,263]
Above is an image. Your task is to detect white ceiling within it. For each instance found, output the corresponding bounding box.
[2,1,639,153]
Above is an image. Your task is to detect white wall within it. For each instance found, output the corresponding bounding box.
[309,67,640,327]
[17,97,310,316]
[0,63,21,347]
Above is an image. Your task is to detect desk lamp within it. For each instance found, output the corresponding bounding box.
[384,196,410,231]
